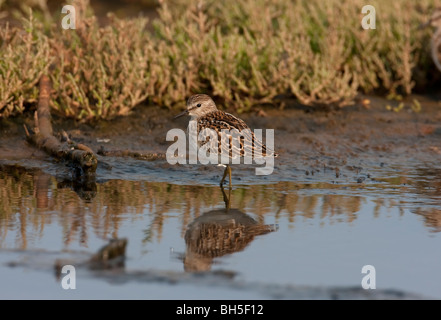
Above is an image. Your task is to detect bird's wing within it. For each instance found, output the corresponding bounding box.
[198,111,277,158]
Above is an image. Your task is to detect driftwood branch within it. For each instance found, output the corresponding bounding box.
[25,75,98,175]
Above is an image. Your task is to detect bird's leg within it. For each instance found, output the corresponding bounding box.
[220,165,228,186]
[220,165,233,191]
[220,184,231,211]
[228,165,232,191]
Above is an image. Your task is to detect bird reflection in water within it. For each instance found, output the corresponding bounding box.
[182,186,278,272]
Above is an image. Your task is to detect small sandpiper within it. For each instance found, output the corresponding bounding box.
[174,94,278,188]
[420,8,441,72]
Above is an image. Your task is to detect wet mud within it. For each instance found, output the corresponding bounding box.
[1,94,441,185]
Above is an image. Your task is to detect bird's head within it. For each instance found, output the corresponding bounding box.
[174,94,218,120]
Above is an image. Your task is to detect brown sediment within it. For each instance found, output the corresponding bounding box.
[97,146,166,161]
[1,91,441,185]
[25,75,98,176]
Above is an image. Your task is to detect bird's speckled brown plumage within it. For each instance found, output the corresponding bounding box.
[197,110,276,158]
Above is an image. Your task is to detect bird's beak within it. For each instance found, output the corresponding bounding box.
[173,109,189,119]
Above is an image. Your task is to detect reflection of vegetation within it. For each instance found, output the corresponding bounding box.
[413,208,441,233]
[0,0,438,120]
[410,168,441,233]
[1,164,441,250]
[413,168,441,201]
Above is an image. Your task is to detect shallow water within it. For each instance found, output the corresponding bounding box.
[1,96,441,299]
[1,156,440,299]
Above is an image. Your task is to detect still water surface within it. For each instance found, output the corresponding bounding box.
[0,160,440,299]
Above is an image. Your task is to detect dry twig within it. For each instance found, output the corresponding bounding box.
[25,75,98,175]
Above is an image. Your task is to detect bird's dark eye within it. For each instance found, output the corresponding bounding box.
[197,103,202,108]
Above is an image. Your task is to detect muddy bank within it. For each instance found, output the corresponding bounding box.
[1,94,441,186]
